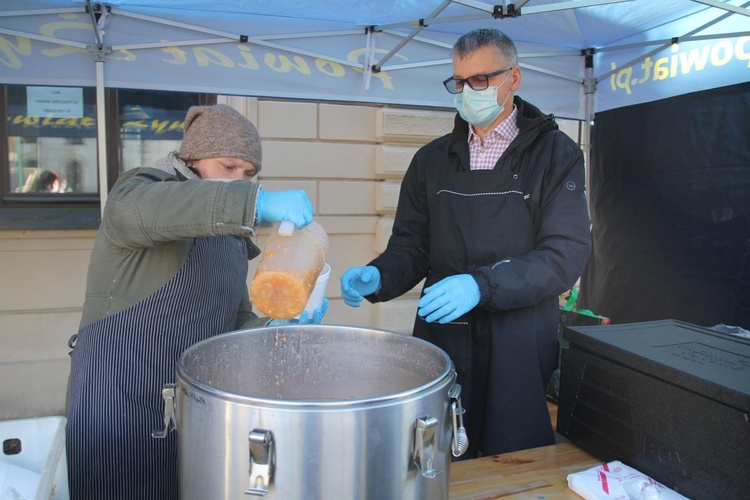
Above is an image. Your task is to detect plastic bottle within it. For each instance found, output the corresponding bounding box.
[251,221,329,319]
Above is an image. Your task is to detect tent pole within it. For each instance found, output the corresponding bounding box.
[689,0,750,17]
[96,59,108,217]
[583,50,596,206]
[371,0,451,72]
[373,0,634,31]
[87,0,109,216]
[596,1,750,83]
[584,91,593,206]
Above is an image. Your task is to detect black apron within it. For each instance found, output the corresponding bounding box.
[413,165,559,457]
[66,236,248,499]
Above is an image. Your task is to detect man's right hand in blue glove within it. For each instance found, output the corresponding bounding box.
[340,266,381,307]
[255,188,314,229]
[417,274,480,324]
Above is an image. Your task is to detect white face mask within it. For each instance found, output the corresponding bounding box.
[454,72,512,127]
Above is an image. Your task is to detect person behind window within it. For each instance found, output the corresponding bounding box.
[65,104,328,500]
[15,168,60,193]
[38,169,61,192]
[340,28,591,458]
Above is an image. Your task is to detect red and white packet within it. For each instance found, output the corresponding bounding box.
[567,461,689,500]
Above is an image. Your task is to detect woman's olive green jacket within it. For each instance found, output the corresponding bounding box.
[79,155,268,330]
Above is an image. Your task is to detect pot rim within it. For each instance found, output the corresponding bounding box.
[176,324,456,409]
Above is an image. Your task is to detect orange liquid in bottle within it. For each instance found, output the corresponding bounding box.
[251,268,319,319]
[251,221,328,320]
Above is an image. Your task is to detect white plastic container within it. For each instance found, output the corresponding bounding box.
[299,262,331,318]
[251,221,329,319]
[0,416,69,500]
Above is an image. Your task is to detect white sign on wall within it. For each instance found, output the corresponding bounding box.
[27,87,84,118]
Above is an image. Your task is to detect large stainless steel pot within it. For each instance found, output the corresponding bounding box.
[154,324,467,499]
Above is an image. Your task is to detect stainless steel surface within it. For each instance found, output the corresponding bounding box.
[171,324,460,500]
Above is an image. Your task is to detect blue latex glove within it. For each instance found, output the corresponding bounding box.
[418,274,480,324]
[255,188,314,229]
[268,298,329,326]
[340,266,381,307]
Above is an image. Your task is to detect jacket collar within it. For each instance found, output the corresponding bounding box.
[148,154,199,180]
[449,96,557,155]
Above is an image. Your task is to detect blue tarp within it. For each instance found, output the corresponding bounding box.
[0,0,748,119]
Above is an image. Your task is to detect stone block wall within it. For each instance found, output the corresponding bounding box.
[0,96,581,419]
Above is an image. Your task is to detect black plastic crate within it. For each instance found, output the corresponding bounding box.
[558,319,750,499]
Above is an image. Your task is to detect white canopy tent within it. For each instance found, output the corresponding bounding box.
[1,0,749,203]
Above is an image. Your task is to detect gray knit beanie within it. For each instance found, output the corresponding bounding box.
[178,104,262,171]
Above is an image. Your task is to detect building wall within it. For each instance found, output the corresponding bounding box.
[0,97,454,420]
[0,96,581,420]
[0,230,92,420]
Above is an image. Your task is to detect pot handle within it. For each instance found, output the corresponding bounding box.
[449,383,469,457]
[245,429,275,496]
[152,383,176,439]
[413,417,443,478]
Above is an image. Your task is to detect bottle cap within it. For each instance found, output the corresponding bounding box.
[278,220,295,236]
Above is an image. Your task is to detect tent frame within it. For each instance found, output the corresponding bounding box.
[2,0,749,208]
[363,0,750,178]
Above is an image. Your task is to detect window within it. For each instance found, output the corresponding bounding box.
[0,85,214,228]
[4,85,97,198]
[116,90,206,174]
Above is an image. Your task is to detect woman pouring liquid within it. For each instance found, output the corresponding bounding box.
[66,104,328,500]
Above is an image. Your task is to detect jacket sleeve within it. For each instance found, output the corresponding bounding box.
[103,167,261,250]
[367,150,431,301]
[470,134,592,311]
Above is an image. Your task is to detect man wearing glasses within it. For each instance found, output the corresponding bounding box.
[341,28,591,457]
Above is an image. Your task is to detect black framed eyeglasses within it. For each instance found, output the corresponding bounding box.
[443,66,513,94]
